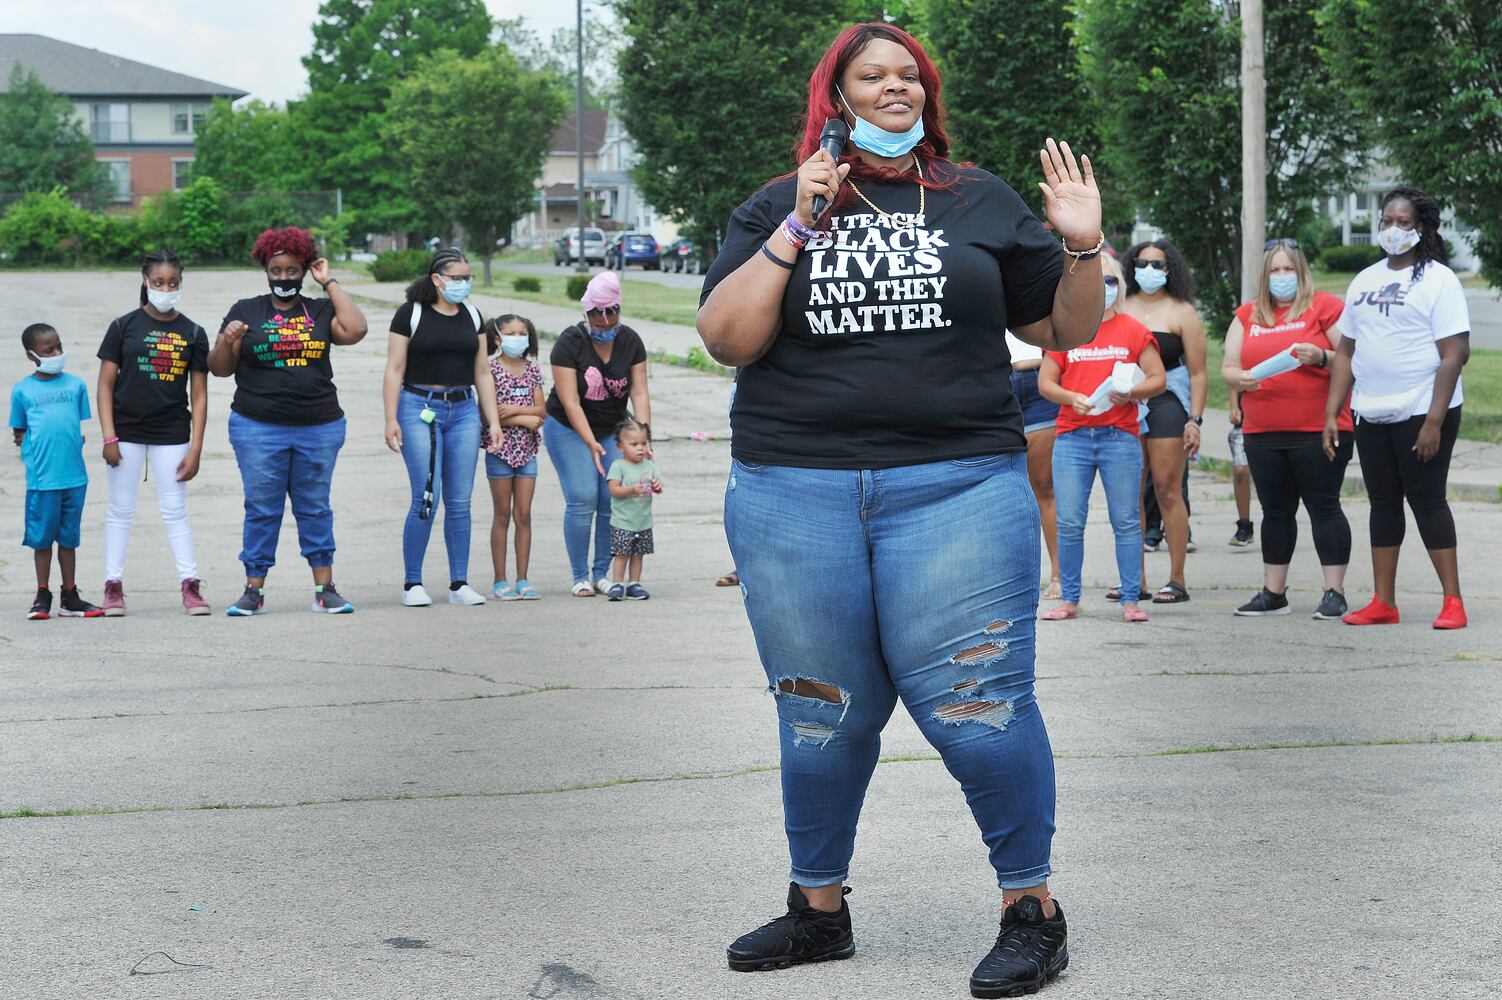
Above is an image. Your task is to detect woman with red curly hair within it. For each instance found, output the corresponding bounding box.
[699,22,1105,996]
[208,227,369,616]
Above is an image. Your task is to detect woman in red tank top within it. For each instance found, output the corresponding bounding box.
[1221,239,1354,619]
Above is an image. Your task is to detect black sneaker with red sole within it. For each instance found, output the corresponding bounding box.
[27,588,52,620]
[58,586,104,618]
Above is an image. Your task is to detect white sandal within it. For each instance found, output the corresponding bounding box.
[571,581,594,597]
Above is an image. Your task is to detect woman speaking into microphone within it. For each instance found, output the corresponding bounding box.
[698,22,1105,997]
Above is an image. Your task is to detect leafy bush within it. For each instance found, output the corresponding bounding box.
[566,274,589,301]
[91,213,149,264]
[1294,220,1344,265]
[174,177,228,260]
[370,248,431,282]
[0,190,94,264]
[1319,244,1384,272]
[512,275,542,293]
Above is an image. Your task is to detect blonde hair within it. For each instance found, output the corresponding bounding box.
[1250,244,1315,328]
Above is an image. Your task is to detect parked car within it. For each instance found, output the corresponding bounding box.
[605,232,662,270]
[553,227,608,266]
[659,237,704,274]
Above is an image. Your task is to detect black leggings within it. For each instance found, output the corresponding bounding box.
[1355,406,1461,550]
[1245,431,1353,566]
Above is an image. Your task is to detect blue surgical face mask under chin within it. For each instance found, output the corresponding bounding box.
[1103,283,1119,309]
[837,87,925,159]
[441,278,472,304]
[1269,273,1299,301]
[1134,267,1168,294]
[31,351,67,375]
[586,318,620,344]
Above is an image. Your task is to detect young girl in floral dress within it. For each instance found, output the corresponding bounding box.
[482,315,546,600]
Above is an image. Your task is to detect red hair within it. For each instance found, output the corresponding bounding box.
[251,227,318,267]
[794,23,959,212]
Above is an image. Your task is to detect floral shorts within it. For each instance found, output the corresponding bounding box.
[610,527,654,556]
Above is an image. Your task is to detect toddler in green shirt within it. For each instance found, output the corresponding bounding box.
[605,417,662,601]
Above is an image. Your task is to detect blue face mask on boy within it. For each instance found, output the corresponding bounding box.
[30,351,67,375]
[837,86,925,158]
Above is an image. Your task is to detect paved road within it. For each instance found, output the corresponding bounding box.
[3,270,1500,999]
[503,259,709,290]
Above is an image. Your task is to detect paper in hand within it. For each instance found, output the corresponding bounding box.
[1247,348,1302,381]
[1086,362,1146,415]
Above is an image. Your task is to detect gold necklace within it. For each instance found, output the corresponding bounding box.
[845,154,925,226]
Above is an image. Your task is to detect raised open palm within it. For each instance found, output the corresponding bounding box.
[1037,138,1101,248]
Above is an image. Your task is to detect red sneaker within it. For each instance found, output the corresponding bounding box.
[102,579,126,617]
[181,578,211,616]
[1433,595,1467,630]
[1342,595,1400,626]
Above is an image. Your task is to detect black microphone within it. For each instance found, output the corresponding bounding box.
[811,117,849,221]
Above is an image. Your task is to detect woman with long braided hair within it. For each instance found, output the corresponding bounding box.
[1323,186,1471,629]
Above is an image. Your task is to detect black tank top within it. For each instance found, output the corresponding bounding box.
[1152,330,1184,370]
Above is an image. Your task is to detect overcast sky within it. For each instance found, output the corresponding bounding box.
[2,1,606,103]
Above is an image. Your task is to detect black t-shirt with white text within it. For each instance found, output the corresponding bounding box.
[700,166,1063,468]
[389,301,484,387]
[220,294,341,425]
[96,308,209,445]
[544,324,647,436]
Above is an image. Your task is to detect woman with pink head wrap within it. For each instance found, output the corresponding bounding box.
[542,268,654,596]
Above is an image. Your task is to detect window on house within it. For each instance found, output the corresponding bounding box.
[172,160,193,190]
[104,160,132,203]
[171,103,209,135]
[90,103,130,143]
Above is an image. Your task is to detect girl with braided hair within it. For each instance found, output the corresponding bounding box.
[1323,186,1471,629]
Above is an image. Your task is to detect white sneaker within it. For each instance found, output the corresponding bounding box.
[449,584,486,605]
[403,585,432,607]
[594,577,612,595]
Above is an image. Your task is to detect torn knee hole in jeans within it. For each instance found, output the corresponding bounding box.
[789,720,839,748]
[775,676,849,747]
[776,677,845,703]
[932,698,1015,729]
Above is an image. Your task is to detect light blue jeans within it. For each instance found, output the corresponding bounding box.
[724,452,1055,890]
[228,412,345,578]
[543,415,623,584]
[398,388,480,584]
[1051,426,1144,605]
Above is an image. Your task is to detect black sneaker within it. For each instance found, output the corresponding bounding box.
[727,883,854,973]
[1235,588,1290,616]
[310,582,354,614]
[1312,588,1348,620]
[226,585,265,617]
[58,586,104,618]
[1142,531,1162,553]
[1230,519,1254,547]
[27,588,52,621]
[970,895,1068,998]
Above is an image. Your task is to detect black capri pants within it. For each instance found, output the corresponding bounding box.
[1354,406,1461,550]
[1245,431,1353,566]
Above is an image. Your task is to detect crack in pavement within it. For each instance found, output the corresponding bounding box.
[4,733,1494,821]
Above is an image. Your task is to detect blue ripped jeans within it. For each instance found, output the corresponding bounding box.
[724,452,1055,890]
[398,388,481,584]
[543,415,622,583]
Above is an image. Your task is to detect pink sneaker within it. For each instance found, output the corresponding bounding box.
[102,579,126,617]
[181,578,211,616]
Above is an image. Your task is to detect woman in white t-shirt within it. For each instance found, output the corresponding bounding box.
[1007,330,1062,598]
[1322,186,1470,630]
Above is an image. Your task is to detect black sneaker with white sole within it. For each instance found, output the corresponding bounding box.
[1230,519,1254,547]
[727,883,854,973]
[1312,588,1348,620]
[970,895,1068,998]
[1235,587,1291,616]
[27,587,52,620]
[58,586,104,618]
[226,585,265,617]
[311,582,354,614]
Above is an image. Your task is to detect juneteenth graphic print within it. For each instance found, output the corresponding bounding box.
[801,211,950,336]
[138,329,191,382]
[252,311,327,368]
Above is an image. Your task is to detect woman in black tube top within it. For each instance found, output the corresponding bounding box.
[1120,239,1206,604]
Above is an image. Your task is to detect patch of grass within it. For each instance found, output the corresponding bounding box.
[649,345,733,377]
[481,267,702,326]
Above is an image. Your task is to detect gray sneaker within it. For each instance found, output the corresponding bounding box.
[310,582,354,614]
[625,583,650,601]
[1312,588,1348,620]
[226,585,264,617]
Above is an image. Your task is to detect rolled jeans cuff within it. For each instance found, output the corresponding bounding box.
[997,863,1053,891]
[306,553,333,569]
[790,866,850,889]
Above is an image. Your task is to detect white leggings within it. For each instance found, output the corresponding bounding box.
[104,441,199,582]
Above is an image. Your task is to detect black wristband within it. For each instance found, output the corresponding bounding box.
[759,243,795,270]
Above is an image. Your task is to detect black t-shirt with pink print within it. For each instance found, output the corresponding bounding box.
[544,323,647,436]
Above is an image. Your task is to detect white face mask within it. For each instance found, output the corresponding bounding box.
[146,288,181,312]
[30,351,67,375]
[1378,225,1421,256]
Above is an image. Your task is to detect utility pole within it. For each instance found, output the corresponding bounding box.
[575,0,588,273]
[1240,0,1266,301]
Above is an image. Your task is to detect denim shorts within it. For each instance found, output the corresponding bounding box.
[23,484,87,550]
[1010,367,1057,434]
[485,454,539,479]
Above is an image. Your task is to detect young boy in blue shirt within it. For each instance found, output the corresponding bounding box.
[9,323,103,619]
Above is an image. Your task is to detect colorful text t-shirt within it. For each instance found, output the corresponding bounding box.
[1233,291,1352,435]
[1046,313,1155,436]
[96,308,209,445]
[700,165,1063,469]
[483,356,544,468]
[220,294,341,425]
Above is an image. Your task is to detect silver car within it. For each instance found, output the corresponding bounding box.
[554,227,608,266]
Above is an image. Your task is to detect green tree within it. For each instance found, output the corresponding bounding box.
[1075,0,1366,329]
[385,47,566,285]
[193,99,308,193]
[615,0,858,252]
[0,66,106,200]
[298,0,495,234]
[1318,0,1502,285]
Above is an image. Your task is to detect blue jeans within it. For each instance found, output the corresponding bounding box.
[1051,427,1143,605]
[543,415,622,583]
[724,452,1055,890]
[228,411,345,578]
[398,388,481,584]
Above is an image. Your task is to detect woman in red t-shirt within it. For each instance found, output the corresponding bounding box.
[1039,254,1166,622]
[1222,239,1354,619]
